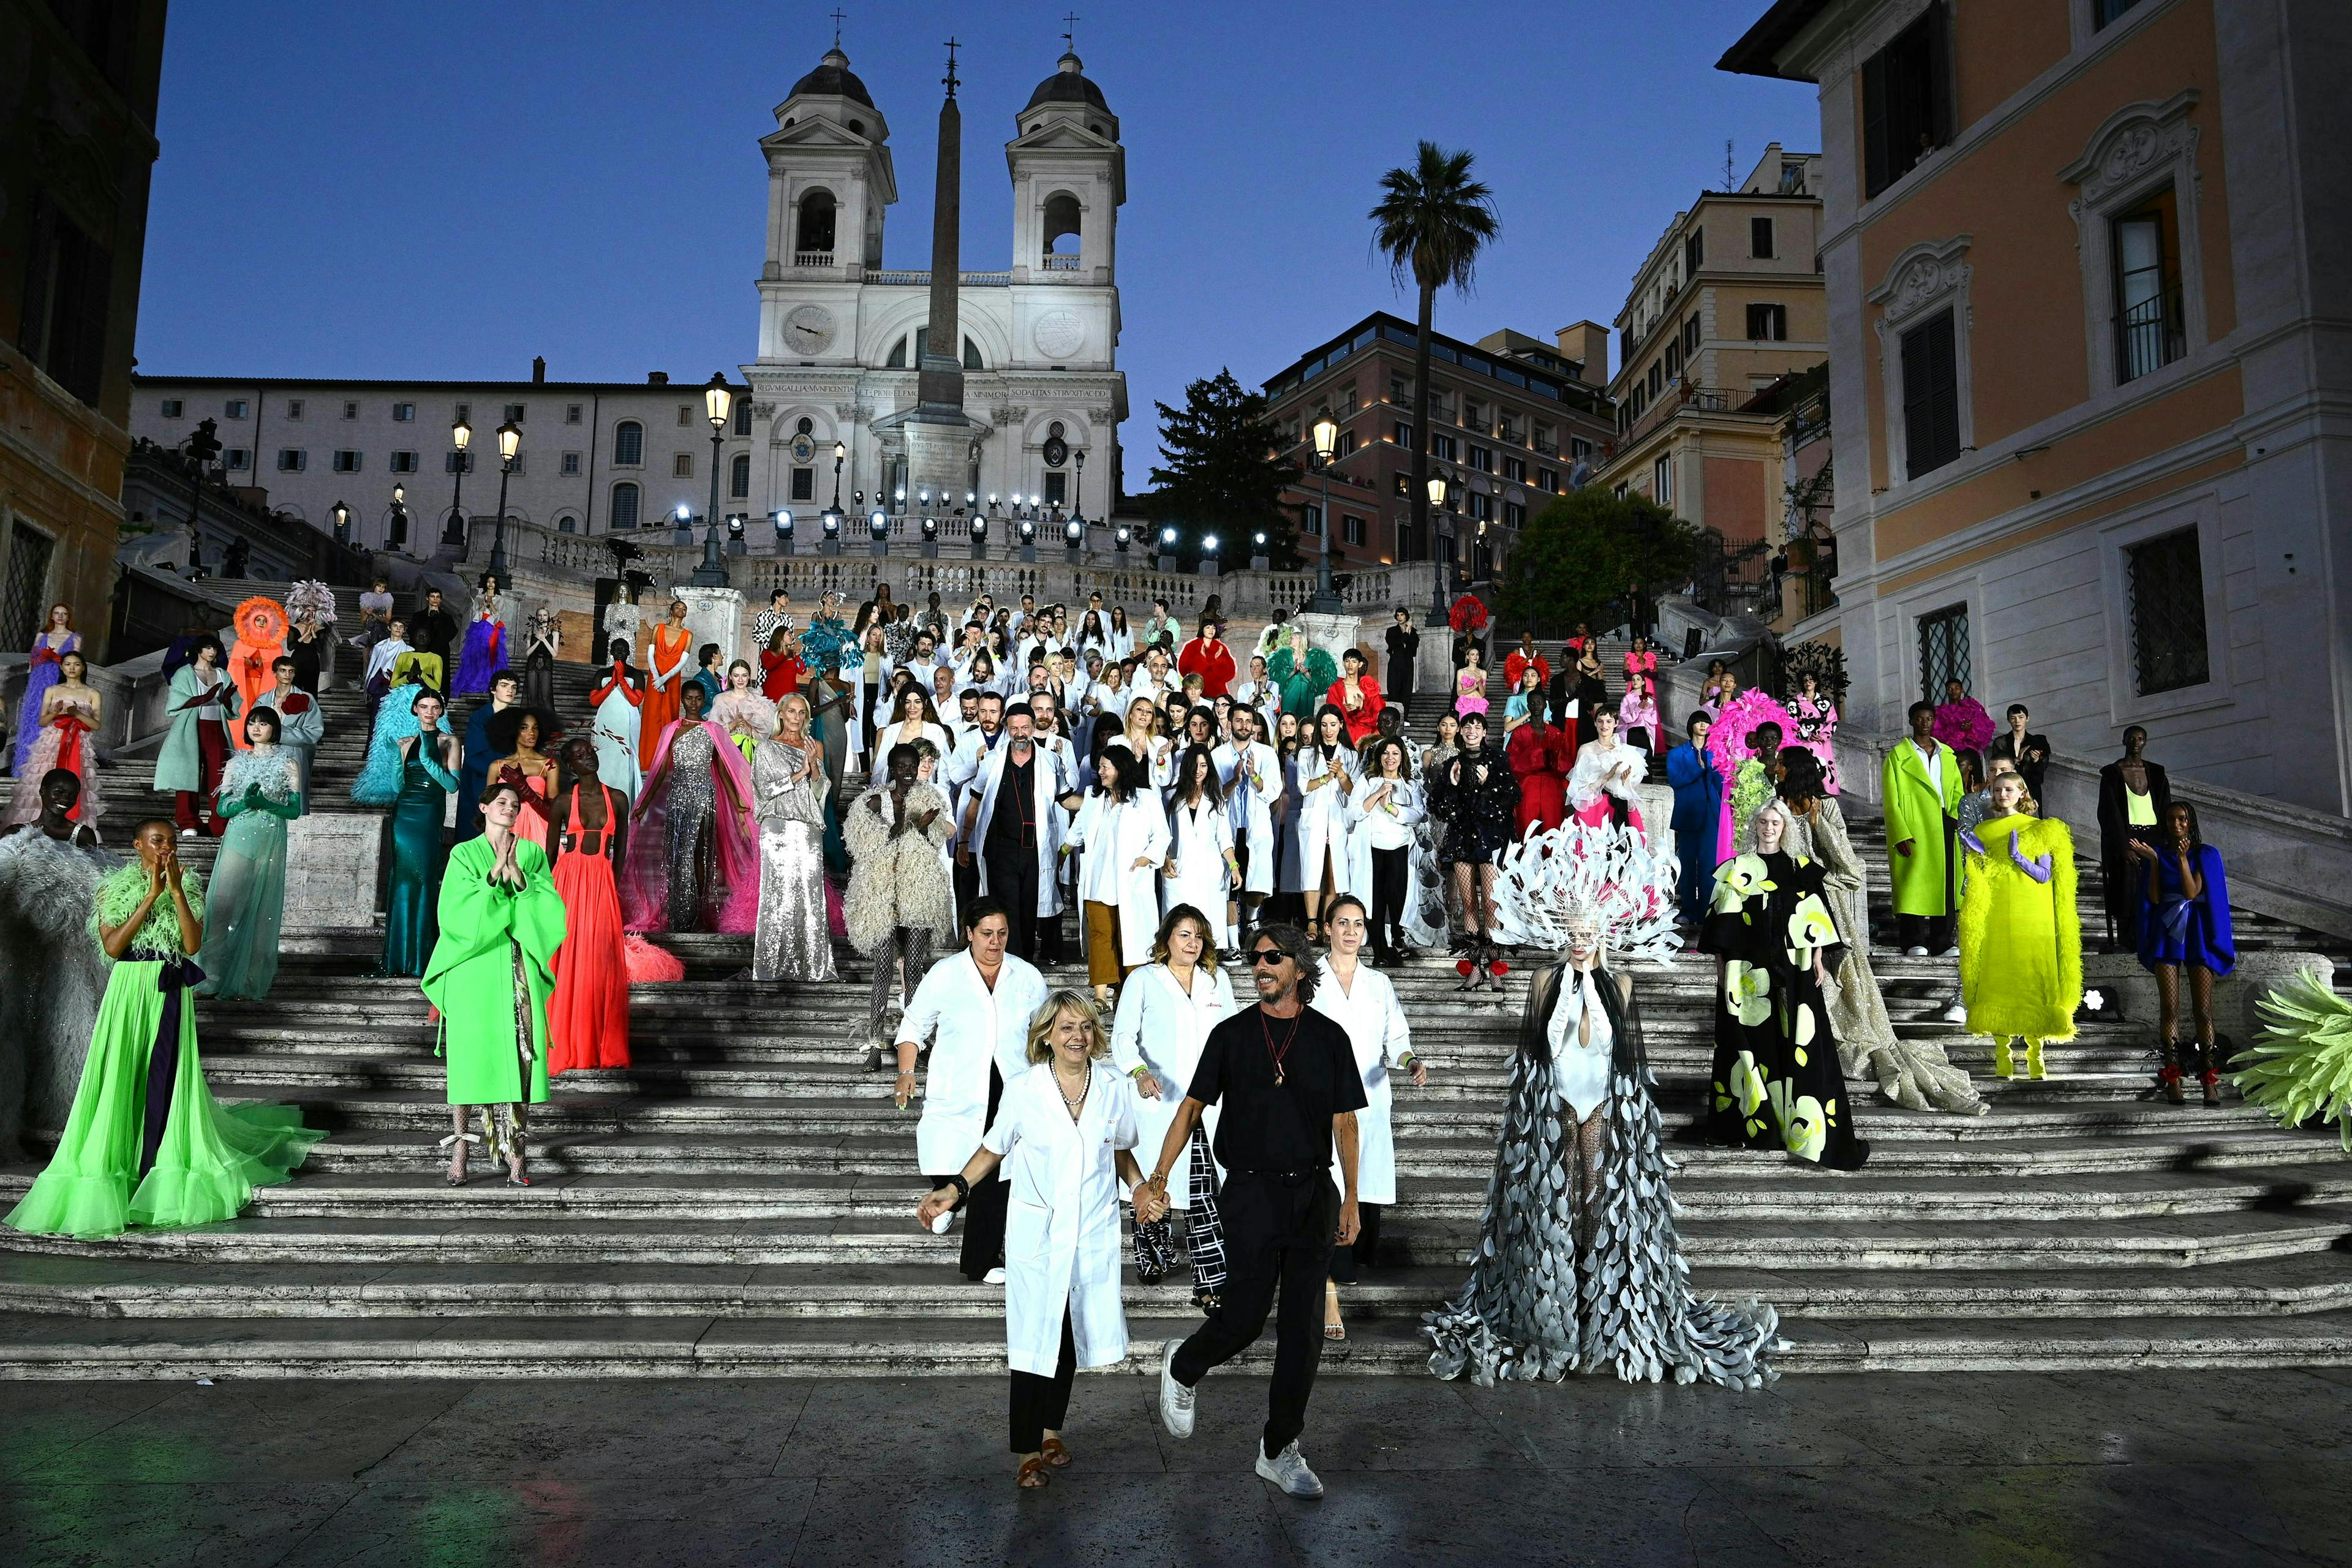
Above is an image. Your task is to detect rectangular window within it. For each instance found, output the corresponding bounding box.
[1647,362,1663,396]
[160,399,183,418]
[790,467,815,502]
[1392,473,1411,499]
[565,404,583,424]
[285,399,304,420]
[2095,0,2144,24]
[1751,217,1776,259]
[1431,434,1457,462]
[224,447,251,470]
[331,450,361,473]
[0,521,57,652]
[1570,437,1594,461]
[2125,527,2211,694]
[1467,491,1493,522]
[1302,504,1323,538]
[1502,502,1525,529]
[1338,380,1357,412]
[1684,228,1704,274]
[393,402,415,421]
[342,400,359,420]
[226,399,248,419]
[277,449,307,472]
[1901,308,1962,479]
[677,405,693,426]
[445,451,476,475]
[1502,456,1526,482]
[1653,456,1675,506]
[388,451,418,473]
[673,453,693,477]
[1537,467,1559,492]
[1392,420,1412,447]
[1342,514,1365,546]
[729,451,751,499]
[1746,303,1789,341]
[1664,339,1683,378]
[18,191,111,405]
[454,402,471,424]
[504,403,526,424]
[1916,603,1970,703]
[1468,445,1493,473]
[561,451,582,477]
[1861,2,1951,199]
[1683,316,1702,355]
[2113,186,2185,383]
[1043,472,1068,507]
[734,402,752,437]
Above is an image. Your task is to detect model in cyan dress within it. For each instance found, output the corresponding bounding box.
[195,709,304,1001]
[381,690,459,978]
[153,638,237,838]
[423,779,566,1185]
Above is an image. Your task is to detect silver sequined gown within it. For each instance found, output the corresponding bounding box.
[751,739,836,983]
[666,725,720,932]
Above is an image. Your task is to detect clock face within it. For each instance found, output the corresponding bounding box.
[783,304,834,355]
[1032,309,1085,360]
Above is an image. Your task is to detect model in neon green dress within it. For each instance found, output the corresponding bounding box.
[4,821,322,1239]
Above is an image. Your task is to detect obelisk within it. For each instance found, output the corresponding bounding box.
[907,39,974,499]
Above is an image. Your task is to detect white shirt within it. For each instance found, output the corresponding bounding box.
[1912,737,1943,794]
[1546,966,1613,1122]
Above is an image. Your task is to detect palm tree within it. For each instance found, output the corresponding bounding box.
[1371,142,1499,567]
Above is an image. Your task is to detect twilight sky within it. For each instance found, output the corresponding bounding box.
[133,0,1816,482]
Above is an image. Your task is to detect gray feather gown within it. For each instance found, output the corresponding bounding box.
[0,827,117,1158]
[1424,961,1783,1388]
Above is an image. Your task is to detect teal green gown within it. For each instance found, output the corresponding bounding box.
[4,864,322,1239]
[197,746,303,1000]
[384,744,458,978]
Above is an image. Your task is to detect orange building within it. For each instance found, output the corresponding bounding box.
[1722,0,2352,813]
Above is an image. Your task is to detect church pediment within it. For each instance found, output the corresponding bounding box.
[1007,121,1117,154]
[761,118,880,154]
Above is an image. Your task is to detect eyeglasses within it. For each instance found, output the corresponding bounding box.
[1246,948,1291,967]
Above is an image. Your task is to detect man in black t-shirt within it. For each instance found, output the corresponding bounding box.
[1141,924,1365,1499]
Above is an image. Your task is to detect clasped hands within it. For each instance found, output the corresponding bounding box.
[1131,1177,1174,1226]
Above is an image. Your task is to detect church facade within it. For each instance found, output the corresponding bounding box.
[745,45,1128,522]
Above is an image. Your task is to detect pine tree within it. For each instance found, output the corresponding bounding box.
[1144,369,1301,568]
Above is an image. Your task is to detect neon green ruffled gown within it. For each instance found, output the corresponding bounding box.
[4,864,323,1239]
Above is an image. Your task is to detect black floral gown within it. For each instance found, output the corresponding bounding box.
[1433,744,1520,866]
[1699,849,1869,1169]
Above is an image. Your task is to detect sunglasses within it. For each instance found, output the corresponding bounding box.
[1246,948,1292,967]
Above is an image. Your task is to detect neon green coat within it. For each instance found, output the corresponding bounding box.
[422,836,565,1106]
[1882,737,1962,917]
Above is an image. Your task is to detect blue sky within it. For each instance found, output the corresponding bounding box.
[133,0,1817,481]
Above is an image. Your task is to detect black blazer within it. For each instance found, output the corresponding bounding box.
[1986,731,2052,796]
[2095,759,2171,856]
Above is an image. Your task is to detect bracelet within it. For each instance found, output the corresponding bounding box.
[947,1173,971,1200]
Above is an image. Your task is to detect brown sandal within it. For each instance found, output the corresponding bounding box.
[1041,1436,1071,1468]
[1017,1455,1050,1488]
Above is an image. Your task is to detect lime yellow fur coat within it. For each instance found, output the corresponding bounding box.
[1957,813,2082,1042]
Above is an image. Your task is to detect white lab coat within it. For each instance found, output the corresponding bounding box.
[1163,793,1235,922]
[1311,957,1414,1205]
[1343,775,1425,900]
[897,950,1049,1175]
[1213,739,1280,899]
[967,739,1076,916]
[1292,744,1359,897]
[1109,962,1235,1206]
[984,1060,1139,1376]
[1066,790,1169,968]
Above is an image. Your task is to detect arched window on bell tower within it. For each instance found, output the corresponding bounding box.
[795,189,837,264]
[1041,191,1082,270]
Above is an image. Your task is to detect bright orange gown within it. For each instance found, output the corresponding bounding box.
[548,788,632,1072]
[641,625,690,768]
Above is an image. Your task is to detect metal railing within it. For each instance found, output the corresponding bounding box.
[2115,283,2185,383]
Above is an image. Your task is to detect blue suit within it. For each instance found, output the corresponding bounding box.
[454,698,502,842]
[1665,741,1725,922]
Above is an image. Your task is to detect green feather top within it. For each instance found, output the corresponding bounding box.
[91,861,206,959]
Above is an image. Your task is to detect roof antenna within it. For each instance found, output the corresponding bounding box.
[943,36,959,99]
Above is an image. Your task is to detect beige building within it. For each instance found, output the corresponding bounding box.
[1597,144,1828,551]
[1722,0,2352,815]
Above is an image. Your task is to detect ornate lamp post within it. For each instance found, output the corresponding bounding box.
[1305,409,1344,614]
[831,440,846,512]
[691,373,732,587]
[441,416,472,552]
[388,482,409,552]
[487,419,521,578]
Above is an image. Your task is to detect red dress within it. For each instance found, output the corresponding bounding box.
[1507,722,1567,834]
[548,786,632,1072]
[641,625,690,768]
[1177,637,1237,698]
[760,649,804,700]
[1325,675,1384,745]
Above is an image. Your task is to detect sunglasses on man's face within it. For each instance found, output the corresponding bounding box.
[1247,948,1291,967]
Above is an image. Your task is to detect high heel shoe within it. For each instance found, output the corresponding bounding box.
[2195,1041,2222,1106]
[437,1129,478,1186]
[1323,1280,1347,1341]
[2155,1041,2187,1105]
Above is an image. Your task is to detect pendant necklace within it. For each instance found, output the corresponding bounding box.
[1261,1006,1302,1087]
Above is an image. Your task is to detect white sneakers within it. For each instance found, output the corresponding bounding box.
[1941,998,1970,1023]
[983,1267,1006,1284]
[1905,945,1930,957]
[1256,1439,1325,1498]
[1158,1338,1195,1438]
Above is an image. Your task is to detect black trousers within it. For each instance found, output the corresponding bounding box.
[1008,1307,1076,1453]
[952,856,982,945]
[1325,1200,1382,1285]
[925,1066,1008,1281]
[1171,1170,1338,1457]
[1368,846,1410,952]
[983,845,1062,963]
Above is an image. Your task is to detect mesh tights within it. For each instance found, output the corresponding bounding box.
[1563,1104,1609,1255]
[1451,864,1496,946]
[869,926,933,1037]
[2154,962,2217,1049]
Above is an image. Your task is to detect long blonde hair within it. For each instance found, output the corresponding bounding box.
[1024,988,1110,1064]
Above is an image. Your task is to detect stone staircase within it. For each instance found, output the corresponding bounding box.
[3,614,2350,1381]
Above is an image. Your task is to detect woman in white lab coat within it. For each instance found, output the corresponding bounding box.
[1109,904,1237,1308]
[918,989,1148,1490]
[1345,737,1427,967]
[1294,704,1359,940]
[894,902,1050,1282]
[1313,894,1425,1340]
[1063,745,1169,1005]
[1163,743,1238,927]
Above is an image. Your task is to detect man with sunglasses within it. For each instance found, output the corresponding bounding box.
[1142,924,1365,1499]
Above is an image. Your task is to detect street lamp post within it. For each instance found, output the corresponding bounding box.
[330,501,350,546]
[388,483,409,552]
[487,419,521,579]
[692,373,732,587]
[441,417,472,554]
[831,442,846,513]
[1428,473,1454,622]
[1303,410,1346,614]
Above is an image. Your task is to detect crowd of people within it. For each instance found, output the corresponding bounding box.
[2,571,2334,1501]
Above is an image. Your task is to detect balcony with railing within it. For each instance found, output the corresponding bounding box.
[868,270,1014,287]
[1041,253,1081,273]
[2114,282,2185,385]
[1620,380,1740,448]
[793,251,834,268]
